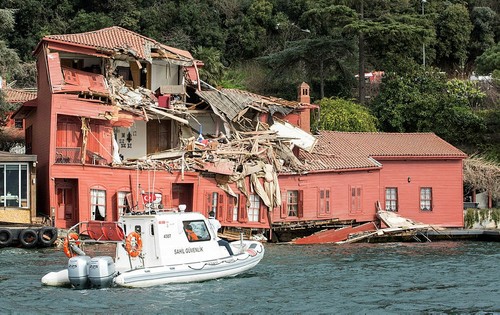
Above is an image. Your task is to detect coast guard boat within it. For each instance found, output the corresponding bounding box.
[41,205,264,288]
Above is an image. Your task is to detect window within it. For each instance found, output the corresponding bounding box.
[91,188,106,220]
[207,192,218,216]
[117,191,130,216]
[385,188,398,211]
[420,187,432,211]
[248,194,260,222]
[0,163,29,208]
[14,119,23,129]
[319,189,330,215]
[228,195,239,222]
[183,220,211,242]
[287,190,299,216]
[350,186,362,213]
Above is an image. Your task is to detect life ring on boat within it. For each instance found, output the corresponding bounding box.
[38,227,58,247]
[63,233,80,258]
[19,229,38,248]
[0,228,13,247]
[125,231,142,258]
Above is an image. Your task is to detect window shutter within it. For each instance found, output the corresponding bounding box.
[281,191,287,218]
[239,194,248,222]
[205,192,212,216]
[217,193,224,221]
[259,200,266,223]
[227,196,234,222]
[298,190,304,218]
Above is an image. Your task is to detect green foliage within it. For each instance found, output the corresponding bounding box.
[192,46,225,87]
[435,3,473,70]
[469,6,497,62]
[445,79,486,108]
[491,208,500,226]
[0,9,15,37]
[476,42,500,74]
[464,208,477,228]
[314,97,378,132]
[68,11,114,33]
[341,0,436,71]
[371,66,486,146]
[0,40,20,82]
[0,90,6,109]
[464,208,500,228]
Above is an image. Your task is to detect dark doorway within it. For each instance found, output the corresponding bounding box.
[55,179,79,228]
[172,183,193,211]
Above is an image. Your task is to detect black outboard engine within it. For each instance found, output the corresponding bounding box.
[88,256,116,288]
[68,256,91,289]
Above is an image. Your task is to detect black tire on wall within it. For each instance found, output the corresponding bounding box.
[18,229,38,248]
[0,229,13,247]
[38,227,58,247]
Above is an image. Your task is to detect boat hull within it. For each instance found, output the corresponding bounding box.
[115,244,264,288]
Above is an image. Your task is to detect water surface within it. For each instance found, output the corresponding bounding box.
[0,241,499,314]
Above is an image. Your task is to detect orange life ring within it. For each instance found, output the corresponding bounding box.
[125,231,142,257]
[63,232,80,258]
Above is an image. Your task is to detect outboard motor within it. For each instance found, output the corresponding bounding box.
[88,256,116,288]
[68,256,91,289]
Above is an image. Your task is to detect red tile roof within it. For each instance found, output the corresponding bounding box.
[2,88,37,103]
[43,26,193,61]
[299,131,466,172]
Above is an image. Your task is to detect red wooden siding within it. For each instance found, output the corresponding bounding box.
[378,159,464,227]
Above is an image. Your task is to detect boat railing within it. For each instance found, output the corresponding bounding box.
[126,207,179,215]
[67,220,125,243]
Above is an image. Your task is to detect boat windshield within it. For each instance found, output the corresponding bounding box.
[183,220,211,242]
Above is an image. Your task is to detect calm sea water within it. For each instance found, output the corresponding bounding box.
[0,241,499,314]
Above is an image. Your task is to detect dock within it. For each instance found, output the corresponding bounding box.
[0,222,58,248]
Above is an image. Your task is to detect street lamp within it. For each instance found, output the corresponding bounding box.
[422,0,427,68]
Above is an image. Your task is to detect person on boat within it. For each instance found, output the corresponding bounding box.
[208,211,233,256]
[184,224,199,241]
[208,211,222,232]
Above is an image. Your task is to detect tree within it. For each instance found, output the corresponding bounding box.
[0,9,15,37]
[476,42,500,74]
[371,65,486,146]
[314,97,378,132]
[345,0,435,71]
[68,11,114,33]
[463,155,500,201]
[192,46,225,87]
[0,36,21,84]
[259,4,358,99]
[469,6,497,64]
[435,3,473,72]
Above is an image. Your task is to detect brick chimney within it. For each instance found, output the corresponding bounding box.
[298,82,310,104]
[297,82,311,133]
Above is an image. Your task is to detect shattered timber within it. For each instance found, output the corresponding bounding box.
[13,27,467,242]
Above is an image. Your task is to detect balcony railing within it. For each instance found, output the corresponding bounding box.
[55,147,107,165]
[55,147,81,164]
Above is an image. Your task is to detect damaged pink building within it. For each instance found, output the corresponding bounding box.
[13,27,466,242]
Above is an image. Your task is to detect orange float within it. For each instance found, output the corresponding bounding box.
[63,232,80,258]
[125,231,142,257]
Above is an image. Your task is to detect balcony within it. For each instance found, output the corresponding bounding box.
[55,148,81,164]
[55,148,107,165]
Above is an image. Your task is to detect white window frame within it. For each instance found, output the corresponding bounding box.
[385,187,398,211]
[0,163,29,208]
[420,187,432,211]
[91,188,106,220]
[248,194,260,222]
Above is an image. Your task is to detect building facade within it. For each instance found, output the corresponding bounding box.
[14,27,466,240]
